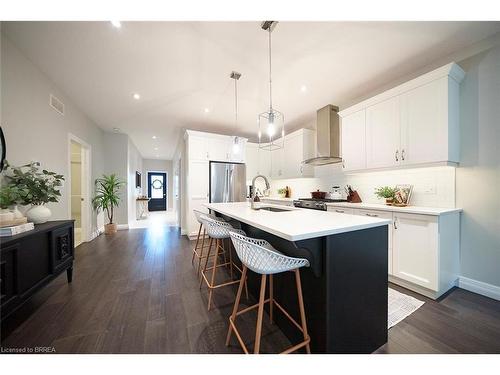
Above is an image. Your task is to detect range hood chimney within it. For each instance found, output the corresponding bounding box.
[303,104,342,166]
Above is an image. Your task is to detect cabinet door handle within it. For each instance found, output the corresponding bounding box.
[342,159,345,168]
[206,152,209,159]
[366,213,378,217]
[401,149,405,161]
[395,150,399,162]
[335,209,345,213]
[393,220,397,229]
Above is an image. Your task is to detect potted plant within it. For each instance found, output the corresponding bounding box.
[3,161,64,224]
[92,174,125,235]
[0,185,20,223]
[277,188,287,198]
[374,186,396,205]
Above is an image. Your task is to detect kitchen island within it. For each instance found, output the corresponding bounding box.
[205,201,391,354]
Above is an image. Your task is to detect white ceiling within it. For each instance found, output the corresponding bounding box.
[3,21,500,159]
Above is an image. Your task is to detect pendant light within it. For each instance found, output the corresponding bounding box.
[258,21,284,151]
[230,71,241,153]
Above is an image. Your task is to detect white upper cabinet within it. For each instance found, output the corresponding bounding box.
[339,62,464,172]
[188,135,208,160]
[366,96,401,169]
[341,109,366,171]
[400,77,459,165]
[283,129,315,178]
[208,136,230,162]
[271,144,285,179]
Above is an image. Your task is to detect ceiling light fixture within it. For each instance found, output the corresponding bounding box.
[133,93,140,100]
[258,21,284,151]
[300,85,307,93]
[204,108,210,113]
[154,147,158,151]
[152,135,157,139]
[230,71,242,154]
[110,20,121,28]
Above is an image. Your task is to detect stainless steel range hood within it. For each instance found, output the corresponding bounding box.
[303,104,342,165]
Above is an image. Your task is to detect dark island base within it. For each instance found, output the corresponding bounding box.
[220,216,388,354]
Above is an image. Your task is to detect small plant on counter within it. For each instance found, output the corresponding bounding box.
[374,186,396,205]
[277,188,287,197]
[0,185,21,210]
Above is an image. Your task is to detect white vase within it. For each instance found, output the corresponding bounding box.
[27,205,51,224]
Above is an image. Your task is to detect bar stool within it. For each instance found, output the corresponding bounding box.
[191,210,225,278]
[226,231,311,354]
[199,217,248,311]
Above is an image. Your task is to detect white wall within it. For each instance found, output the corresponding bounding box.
[456,46,500,288]
[142,158,173,209]
[128,138,143,222]
[1,33,105,235]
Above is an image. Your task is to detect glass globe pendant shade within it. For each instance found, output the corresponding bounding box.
[258,108,284,151]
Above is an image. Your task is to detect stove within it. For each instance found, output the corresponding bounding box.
[293,198,348,211]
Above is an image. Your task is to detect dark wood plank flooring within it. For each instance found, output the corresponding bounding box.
[1,225,499,354]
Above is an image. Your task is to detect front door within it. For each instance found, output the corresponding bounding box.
[148,172,167,211]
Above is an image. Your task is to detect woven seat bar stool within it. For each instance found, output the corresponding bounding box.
[226,231,311,354]
[191,210,226,278]
[199,216,249,311]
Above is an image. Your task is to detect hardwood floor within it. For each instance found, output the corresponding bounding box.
[1,225,500,354]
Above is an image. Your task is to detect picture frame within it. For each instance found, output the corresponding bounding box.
[394,184,413,206]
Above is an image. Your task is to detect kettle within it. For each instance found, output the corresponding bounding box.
[330,186,343,200]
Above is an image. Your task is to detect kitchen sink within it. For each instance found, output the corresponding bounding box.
[258,206,292,212]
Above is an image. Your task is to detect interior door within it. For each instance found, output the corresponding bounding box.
[148,172,167,211]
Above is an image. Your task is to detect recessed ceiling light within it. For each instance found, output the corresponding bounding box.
[204,108,210,113]
[300,85,307,93]
[152,135,157,139]
[110,21,121,28]
[154,147,158,151]
[133,93,141,100]
[112,127,121,132]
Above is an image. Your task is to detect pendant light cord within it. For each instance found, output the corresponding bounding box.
[234,76,238,128]
[268,28,273,111]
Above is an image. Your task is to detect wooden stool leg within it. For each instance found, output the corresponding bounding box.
[226,265,248,346]
[196,229,206,278]
[192,223,202,264]
[253,274,267,354]
[269,274,274,324]
[228,239,234,280]
[295,269,311,354]
[199,237,213,289]
[208,239,220,310]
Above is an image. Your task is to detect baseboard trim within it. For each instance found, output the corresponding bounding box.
[117,224,129,230]
[458,276,500,301]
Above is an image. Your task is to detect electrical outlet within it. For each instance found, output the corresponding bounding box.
[423,184,437,195]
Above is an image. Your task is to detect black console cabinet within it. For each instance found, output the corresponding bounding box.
[0,220,74,321]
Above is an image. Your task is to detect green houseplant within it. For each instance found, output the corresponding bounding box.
[92,174,125,235]
[374,186,396,205]
[3,161,64,223]
[0,185,21,223]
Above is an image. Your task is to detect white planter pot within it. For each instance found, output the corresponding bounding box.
[27,205,51,224]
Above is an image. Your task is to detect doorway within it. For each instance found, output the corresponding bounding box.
[69,136,91,247]
[148,172,167,211]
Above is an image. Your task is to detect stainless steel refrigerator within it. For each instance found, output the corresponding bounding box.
[209,161,246,203]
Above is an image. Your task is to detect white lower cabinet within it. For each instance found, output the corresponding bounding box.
[392,213,438,290]
[327,206,354,215]
[330,205,460,299]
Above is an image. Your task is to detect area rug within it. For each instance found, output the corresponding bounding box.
[388,288,425,328]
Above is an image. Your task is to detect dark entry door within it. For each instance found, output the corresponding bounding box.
[148,172,167,211]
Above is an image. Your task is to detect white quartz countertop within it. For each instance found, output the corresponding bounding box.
[325,202,462,216]
[204,202,390,242]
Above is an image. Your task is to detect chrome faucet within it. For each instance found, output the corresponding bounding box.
[251,174,270,202]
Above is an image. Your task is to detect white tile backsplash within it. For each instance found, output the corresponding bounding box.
[270,165,456,208]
